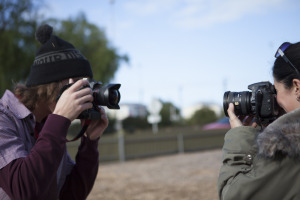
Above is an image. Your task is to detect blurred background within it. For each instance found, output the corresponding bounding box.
[1,0,300,128]
[1,0,300,199]
[1,0,300,131]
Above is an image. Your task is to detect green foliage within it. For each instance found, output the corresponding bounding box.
[188,106,218,126]
[104,117,117,134]
[0,0,39,94]
[159,101,181,127]
[0,1,128,95]
[45,13,129,83]
[122,117,150,133]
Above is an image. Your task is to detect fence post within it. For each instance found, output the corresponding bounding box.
[177,134,184,153]
[116,119,125,162]
[118,131,125,162]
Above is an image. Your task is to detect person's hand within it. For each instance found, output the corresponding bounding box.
[82,106,109,140]
[227,103,257,128]
[227,103,243,128]
[53,79,93,121]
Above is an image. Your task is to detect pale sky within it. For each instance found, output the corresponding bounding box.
[40,0,300,110]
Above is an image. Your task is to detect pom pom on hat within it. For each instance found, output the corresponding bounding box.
[26,24,93,86]
[35,24,53,44]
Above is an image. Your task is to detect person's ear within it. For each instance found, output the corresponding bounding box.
[292,79,300,95]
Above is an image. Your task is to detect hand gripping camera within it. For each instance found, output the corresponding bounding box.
[56,79,121,141]
[223,81,281,125]
[57,79,121,120]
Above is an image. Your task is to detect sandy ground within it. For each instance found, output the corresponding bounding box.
[87,149,223,200]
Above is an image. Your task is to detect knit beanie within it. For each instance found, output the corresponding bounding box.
[26,24,93,86]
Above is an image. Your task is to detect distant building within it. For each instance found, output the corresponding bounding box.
[106,102,223,121]
[181,102,223,119]
[106,103,148,120]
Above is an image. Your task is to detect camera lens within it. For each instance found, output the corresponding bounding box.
[223,91,251,117]
[108,89,120,105]
[93,84,121,109]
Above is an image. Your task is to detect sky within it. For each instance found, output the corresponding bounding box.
[40,0,300,111]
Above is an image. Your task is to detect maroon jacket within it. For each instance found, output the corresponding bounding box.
[0,90,99,199]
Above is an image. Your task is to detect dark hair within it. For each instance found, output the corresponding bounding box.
[273,42,300,89]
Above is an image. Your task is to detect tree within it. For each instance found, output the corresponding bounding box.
[122,117,149,133]
[45,13,128,83]
[0,0,40,93]
[0,1,128,95]
[188,106,218,126]
[159,101,181,127]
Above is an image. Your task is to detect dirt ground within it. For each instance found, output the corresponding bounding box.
[88,149,223,200]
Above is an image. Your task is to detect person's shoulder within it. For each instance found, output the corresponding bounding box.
[0,90,32,120]
[1,90,17,108]
[257,108,300,159]
[0,90,14,117]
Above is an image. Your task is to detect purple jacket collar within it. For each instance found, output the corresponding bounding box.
[1,90,33,120]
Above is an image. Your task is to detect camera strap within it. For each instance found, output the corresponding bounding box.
[66,120,91,142]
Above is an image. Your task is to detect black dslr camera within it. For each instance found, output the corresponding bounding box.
[57,79,121,120]
[223,81,280,125]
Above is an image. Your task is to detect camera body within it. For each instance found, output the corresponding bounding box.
[223,81,280,125]
[57,79,121,120]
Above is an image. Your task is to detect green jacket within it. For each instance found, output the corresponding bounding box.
[218,108,300,200]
